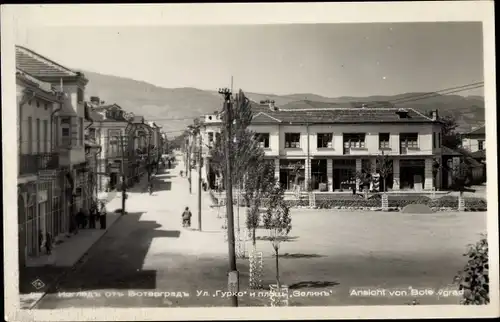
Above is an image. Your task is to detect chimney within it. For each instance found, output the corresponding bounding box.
[431,109,439,121]
[90,96,100,106]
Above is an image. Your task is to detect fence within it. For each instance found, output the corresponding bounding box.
[209,190,488,211]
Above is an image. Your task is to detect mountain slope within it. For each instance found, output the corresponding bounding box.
[82,71,485,135]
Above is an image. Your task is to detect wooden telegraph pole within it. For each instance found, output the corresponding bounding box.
[219,87,238,307]
[197,132,202,231]
[119,135,127,214]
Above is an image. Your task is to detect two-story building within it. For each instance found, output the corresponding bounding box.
[16,45,90,263]
[200,101,445,192]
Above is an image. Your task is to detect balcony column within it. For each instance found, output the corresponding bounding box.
[424,158,434,190]
[327,159,333,192]
[305,158,311,189]
[274,158,280,182]
[393,159,400,190]
[355,158,362,191]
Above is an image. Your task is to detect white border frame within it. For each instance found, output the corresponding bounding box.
[2,2,498,321]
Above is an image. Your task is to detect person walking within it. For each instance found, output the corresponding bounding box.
[99,203,107,230]
[76,208,85,230]
[89,204,96,229]
[182,207,192,228]
[45,232,53,255]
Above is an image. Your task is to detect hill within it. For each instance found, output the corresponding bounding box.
[82,71,485,136]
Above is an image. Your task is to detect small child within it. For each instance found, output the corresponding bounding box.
[182,207,192,228]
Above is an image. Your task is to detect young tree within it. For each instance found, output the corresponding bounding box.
[376,152,393,193]
[263,185,292,290]
[244,160,276,246]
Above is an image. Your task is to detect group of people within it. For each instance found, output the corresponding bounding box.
[72,202,108,233]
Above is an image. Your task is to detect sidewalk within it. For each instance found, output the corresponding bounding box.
[19,173,151,309]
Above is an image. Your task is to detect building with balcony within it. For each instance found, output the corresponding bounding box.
[199,101,445,192]
[16,46,92,253]
[16,68,66,266]
[90,98,131,192]
[84,102,103,203]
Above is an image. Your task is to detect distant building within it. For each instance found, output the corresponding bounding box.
[90,100,131,191]
[461,125,485,153]
[199,101,445,192]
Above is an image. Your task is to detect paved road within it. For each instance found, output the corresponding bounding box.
[35,157,487,308]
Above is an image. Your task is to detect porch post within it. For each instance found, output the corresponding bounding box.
[424,158,434,190]
[393,159,400,190]
[305,158,311,189]
[355,158,362,191]
[327,159,333,192]
[274,158,280,182]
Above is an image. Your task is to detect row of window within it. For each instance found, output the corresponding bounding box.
[204,131,445,151]
[24,116,85,153]
[245,132,425,150]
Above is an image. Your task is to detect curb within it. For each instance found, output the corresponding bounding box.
[27,211,125,310]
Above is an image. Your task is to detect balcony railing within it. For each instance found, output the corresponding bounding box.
[19,153,59,176]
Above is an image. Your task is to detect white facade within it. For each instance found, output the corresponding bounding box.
[198,110,444,192]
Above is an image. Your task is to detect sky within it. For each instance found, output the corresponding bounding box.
[15,22,484,98]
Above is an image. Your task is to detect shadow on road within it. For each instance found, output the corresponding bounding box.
[155,181,172,192]
[44,212,181,293]
[274,253,325,259]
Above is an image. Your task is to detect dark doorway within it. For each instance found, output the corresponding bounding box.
[311,159,327,190]
[399,159,425,190]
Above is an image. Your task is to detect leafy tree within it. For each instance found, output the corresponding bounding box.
[244,160,276,246]
[440,115,462,149]
[376,152,393,193]
[454,234,489,304]
[263,185,292,289]
[209,89,256,185]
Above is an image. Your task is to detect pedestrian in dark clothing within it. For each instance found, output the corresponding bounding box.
[89,205,96,229]
[38,230,44,253]
[76,208,85,229]
[99,204,107,230]
[45,232,53,255]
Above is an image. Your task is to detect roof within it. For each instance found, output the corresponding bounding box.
[463,125,485,136]
[16,69,65,103]
[16,46,83,79]
[248,101,436,124]
[442,146,463,156]
[469,149,486,159]
[454,147,484,167]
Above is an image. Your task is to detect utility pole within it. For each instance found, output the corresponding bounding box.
[119,135,127,214]
[147,136,151,181]
[197,132,202,231]
[219,87,238,307]
[188,135,192,194]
